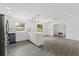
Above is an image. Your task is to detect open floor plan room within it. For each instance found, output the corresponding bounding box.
[0,3,79,56]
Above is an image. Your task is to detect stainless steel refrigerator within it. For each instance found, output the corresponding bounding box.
[0,14,9,56]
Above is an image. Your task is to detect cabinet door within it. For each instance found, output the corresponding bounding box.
[16,32,26,42]
[36,35,43,46]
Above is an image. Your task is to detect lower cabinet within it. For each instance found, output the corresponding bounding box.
[29,32,44,46]
[16,32,28,42]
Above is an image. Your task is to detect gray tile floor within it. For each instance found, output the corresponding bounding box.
[7,36,79,56]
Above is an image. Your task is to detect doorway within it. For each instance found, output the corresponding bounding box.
[53,23,66,36]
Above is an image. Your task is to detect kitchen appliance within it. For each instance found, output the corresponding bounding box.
[8,33,16,44]
[0,14,9,56]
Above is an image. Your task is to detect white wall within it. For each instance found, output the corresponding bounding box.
[40,16,79,41]
[56,16,79,41]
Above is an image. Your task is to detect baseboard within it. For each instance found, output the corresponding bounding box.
[16,40,28,43]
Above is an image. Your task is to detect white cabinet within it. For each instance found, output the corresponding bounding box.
[29,32,44,46]
[16,32,28,42]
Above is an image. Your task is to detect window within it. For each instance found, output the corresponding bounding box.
[37,24,43,32]
[15,22,25,31]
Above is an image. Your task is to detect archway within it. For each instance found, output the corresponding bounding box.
[53,23,66,37]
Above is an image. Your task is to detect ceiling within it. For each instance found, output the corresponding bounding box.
[0,3,79,19]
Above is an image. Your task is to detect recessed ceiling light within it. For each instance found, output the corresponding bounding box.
[21,15,24,16]
[7,11,10,13]
[6,7,11,10]
[22,11,25,14]
[68,13,72,17]
[53,17,58,20]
